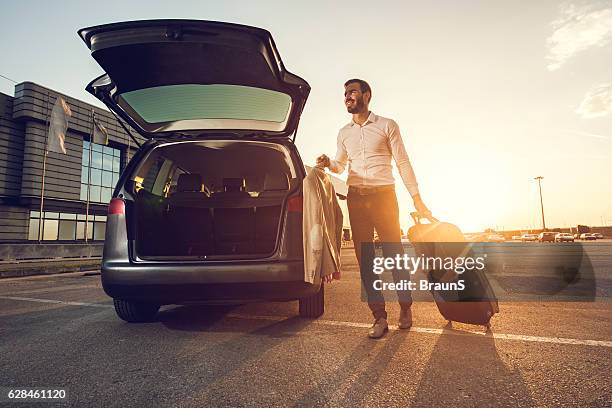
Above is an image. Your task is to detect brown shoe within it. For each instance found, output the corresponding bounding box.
[368,317,388,338]
[398,308,413,329]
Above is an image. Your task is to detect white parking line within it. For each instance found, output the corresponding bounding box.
[1,295,611,348]
[227,313,612,348]
[0,296,113,309]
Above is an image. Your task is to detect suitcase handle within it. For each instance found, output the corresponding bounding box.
[410,211,439,224]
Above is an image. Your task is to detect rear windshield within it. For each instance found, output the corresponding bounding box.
[130,140,298,198]
[118,84,292,133]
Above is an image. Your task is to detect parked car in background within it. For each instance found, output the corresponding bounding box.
[555,233,574,242]
[465,233,488,242]
[538,232,556,242]
[592,233,604,239]
[580,233,597,240]
[486,234,506,242]
[520,233,538,242]
[78,20,325,322]
[511,235,522,241]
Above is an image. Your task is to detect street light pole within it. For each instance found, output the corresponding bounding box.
[534,176,546,231]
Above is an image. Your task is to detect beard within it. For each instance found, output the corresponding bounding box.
[346,96,365,114]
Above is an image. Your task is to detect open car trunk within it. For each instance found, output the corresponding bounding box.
[128,140,299,260]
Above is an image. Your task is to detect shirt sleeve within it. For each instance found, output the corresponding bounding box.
[329,131,347,174]
[388,120,420,197]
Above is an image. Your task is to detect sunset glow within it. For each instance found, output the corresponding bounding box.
[1,1,610,232]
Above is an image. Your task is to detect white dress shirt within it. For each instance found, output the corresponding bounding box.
[329,112,420,197]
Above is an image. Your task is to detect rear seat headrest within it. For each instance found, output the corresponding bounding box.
[263,173,289,191]
[223,178,246,192]
[177,173,202,192]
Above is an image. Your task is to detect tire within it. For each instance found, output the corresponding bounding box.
[299,282,325,318]
[113,299,160,322]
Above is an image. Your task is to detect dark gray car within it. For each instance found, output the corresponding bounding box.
[78,20,322,322]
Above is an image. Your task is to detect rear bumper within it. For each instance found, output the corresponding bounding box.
[101,259,318,304]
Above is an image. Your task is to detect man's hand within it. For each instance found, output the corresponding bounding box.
[316,154,331,168]
[412,194,432,219]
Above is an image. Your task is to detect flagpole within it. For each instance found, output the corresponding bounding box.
[38,93,51,243]
[85,109,94,243]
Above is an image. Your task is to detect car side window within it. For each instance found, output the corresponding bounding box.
[134,156,174,197]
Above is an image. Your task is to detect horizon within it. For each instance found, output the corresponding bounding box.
[1,0,610,232]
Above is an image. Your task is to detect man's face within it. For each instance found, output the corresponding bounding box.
[344,83,369,114]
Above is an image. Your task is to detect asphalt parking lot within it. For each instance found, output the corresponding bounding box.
[0,245,610,407]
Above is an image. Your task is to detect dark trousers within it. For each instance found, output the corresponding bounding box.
[348,187,412,320]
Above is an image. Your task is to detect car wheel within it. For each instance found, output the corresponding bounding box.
[299,282,325,318]
[113,299,160,322]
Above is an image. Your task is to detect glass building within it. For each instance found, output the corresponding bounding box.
[0,82,143,246]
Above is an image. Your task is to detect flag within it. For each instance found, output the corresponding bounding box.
[92,114,109,145]
[47,96,72,154]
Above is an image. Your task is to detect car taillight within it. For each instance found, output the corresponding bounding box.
[108,197,125,215]
[287,195,303,213]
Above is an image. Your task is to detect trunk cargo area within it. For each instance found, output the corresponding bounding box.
[135,192,286,258]
[127,140,299,260]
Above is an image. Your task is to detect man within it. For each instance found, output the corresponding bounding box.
[317,79,431,338]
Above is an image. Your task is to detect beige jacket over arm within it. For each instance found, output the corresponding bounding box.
[302,167,343,283]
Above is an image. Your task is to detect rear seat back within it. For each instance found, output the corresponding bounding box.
[134,188,169,255]
[255,173,289,253]
[162,173,289,256]
[167,173,214,255]
[213,177,254,254]
[259,173,289,197]
[214,177,251,198]
[178,173,202,192]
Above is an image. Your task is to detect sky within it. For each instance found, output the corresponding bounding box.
[1,0,611,232]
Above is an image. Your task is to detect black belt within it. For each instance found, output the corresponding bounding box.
[348,185,395,195]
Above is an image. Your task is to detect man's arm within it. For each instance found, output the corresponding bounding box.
[329,132,347,174]
[317,132,347,174]
[388,120,419,197]
[388,120,432,216]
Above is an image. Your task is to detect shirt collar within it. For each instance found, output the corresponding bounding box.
[350,111,377,127]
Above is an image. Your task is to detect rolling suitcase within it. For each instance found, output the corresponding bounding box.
[408,212,499,330]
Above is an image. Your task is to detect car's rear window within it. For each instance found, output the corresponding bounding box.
[117,84,292,133]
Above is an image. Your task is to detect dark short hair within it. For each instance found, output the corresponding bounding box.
[344,78,372,98]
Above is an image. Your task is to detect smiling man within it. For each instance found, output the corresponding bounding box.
[316,78,431,338]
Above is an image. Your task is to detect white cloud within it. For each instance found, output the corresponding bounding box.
[546,2,612,71]
[576,83,612,118]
